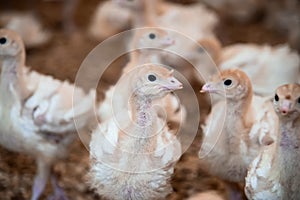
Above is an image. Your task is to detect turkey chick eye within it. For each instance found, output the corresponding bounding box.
[148,74,156,82]
[298,97,300,104]
[0,37,7,45]
[274,94,279,102]
[223,79,232,86]
[149,33,156,39]
[197,47,205,53]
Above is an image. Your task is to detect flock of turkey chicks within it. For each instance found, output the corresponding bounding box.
[0,0,300,200]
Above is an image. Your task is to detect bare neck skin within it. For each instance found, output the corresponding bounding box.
[278,117,300,150]
[125,91,160,154]
[130,93,156,133]
[0,52,28,105]
[275,116,300,197]
[276,116,300,166]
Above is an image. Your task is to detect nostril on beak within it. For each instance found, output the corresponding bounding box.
[0,37,7,45]
[281,109,289,115]
[168,77,182,89]
[164,37,175,45]
[281,100,292,115]
[169,38,175,44]
[200,83,214,93]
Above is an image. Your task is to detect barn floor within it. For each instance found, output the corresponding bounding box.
[0,0,289,199]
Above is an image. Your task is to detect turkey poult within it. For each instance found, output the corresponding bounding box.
[0,29,95,200]
[98,27,174,122]
[123,27,175,72]
[123,28,187,130]
[115,0,218,37]
[115,0,220,79]
[199,69,277,183]
[219,44,300,97]
[98,28,186,130]
[89,65,183,200]
[102,3,188,128]
[88,0,156,40]
[89,0,218,40]
[245,84,300,200]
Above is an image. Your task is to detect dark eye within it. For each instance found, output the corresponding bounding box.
[224,79,232,86]
[148,74,156,82]
[274,94,279,102]
[149,33,156,39]
[0,37,7,45]
[298,97,300,104]
[197,47,205,53]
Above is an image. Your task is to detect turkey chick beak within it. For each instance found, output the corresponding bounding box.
[162,77,183,91]
[280,100,293,115]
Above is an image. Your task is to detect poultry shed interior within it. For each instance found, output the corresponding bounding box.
[0,0,299,199]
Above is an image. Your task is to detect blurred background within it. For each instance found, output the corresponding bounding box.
[0,0,299,199]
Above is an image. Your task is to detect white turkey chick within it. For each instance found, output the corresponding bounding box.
[245,83,300,200]
[89,64,183,200]
[115,0,220,84]
[199,69,277,184]
[98,27,186,131]
[0,28,95,200]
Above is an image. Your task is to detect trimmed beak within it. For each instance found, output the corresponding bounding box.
[280,100,293,115]
[161,37,175,46]
[200,83,210,93]
[163,77,183,91]
[200,82,219,93]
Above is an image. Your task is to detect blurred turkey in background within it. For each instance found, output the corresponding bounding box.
[0,0,299,200]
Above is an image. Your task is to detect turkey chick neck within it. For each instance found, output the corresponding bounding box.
[0,50,29,106]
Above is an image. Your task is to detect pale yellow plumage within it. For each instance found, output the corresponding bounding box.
[98,27,186,130]
[245,83,300,200]
[117,0,220,83]
[89,65,182,200]
[199,69,277,183]
[0,28,95,200]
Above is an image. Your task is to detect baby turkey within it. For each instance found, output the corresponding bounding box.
[98,27,174,121]
[89,64,183,200]
[115,0,220,81]
[245,83,300,200]
[98,28,186,131]
[123,27,175,72]
[199,69,277,183]
[0,29,95,200]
